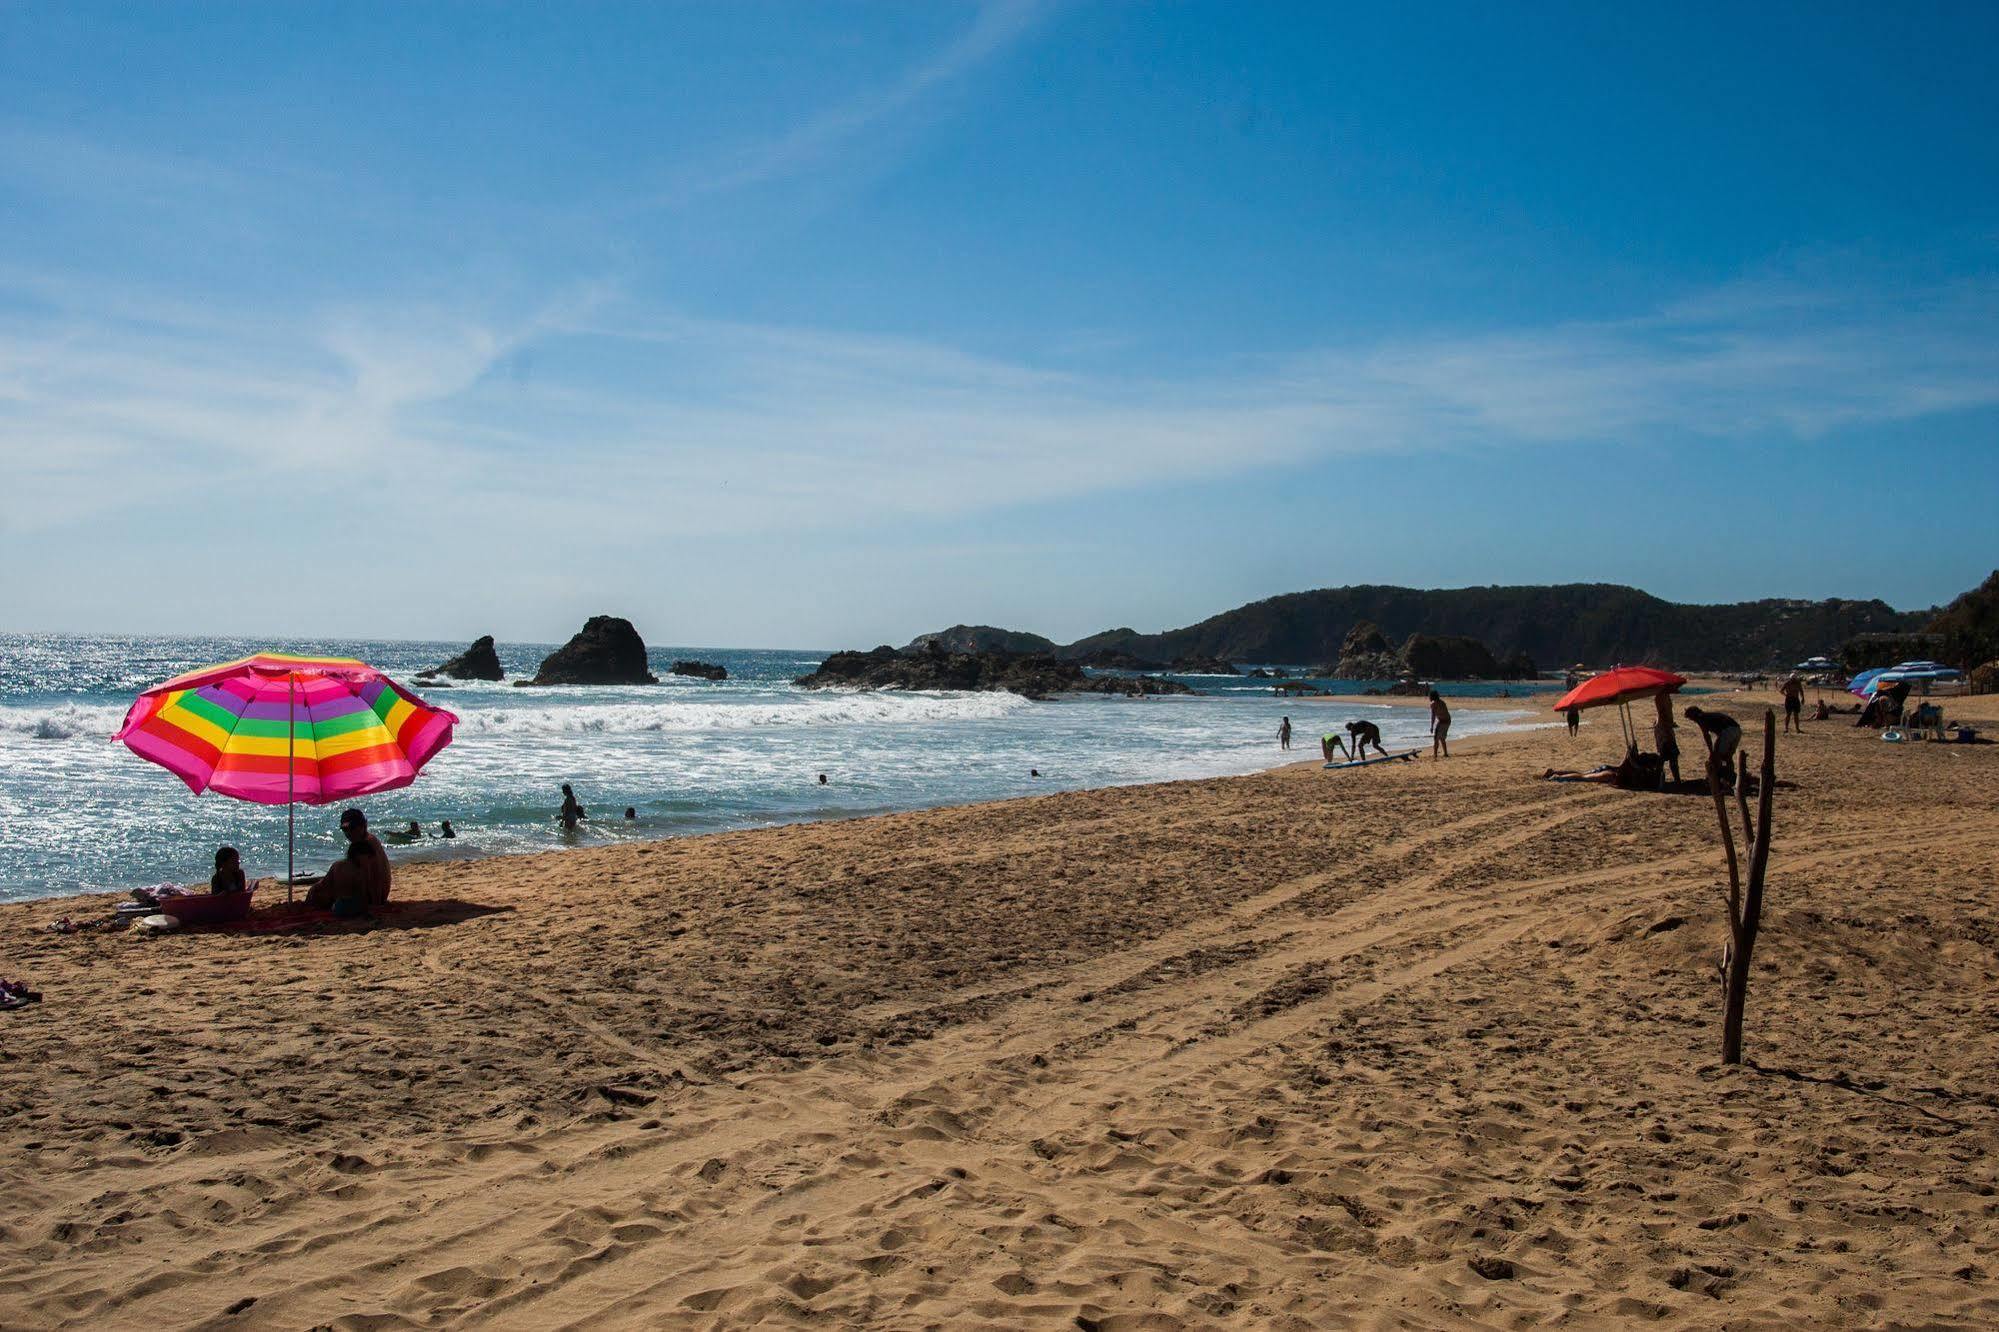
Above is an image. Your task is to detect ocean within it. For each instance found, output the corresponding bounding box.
[0,633,1543,903]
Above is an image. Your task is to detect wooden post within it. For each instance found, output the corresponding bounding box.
[1709,710,1776,1064]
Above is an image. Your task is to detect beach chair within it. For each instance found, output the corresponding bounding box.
[1907,703,1944,740]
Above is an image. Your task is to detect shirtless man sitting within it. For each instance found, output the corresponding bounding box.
[306,808,391,913]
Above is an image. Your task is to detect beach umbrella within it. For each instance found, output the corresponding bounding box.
[1551,665,1687,752]
[114,652,457,898]
[1848,667,1889,699]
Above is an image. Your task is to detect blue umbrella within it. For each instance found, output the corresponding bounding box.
[1848,668,1889,698]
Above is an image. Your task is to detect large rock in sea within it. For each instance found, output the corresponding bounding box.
[1168,655,1239,675]
[904,624,1059,656]
[1399,633,1502,681]
[795,645,1197,699]
[1330,621,1401,679]
[530,616,657,685]
[670,659,728,681]
[418,635,504,681]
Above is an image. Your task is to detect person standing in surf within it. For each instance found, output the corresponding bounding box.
[559,783,586,831]
[1278,716,1293,751]
[1427,690,1451,759]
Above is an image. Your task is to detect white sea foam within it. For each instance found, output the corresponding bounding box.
[0,703,128,741]
[448,689,1035,737]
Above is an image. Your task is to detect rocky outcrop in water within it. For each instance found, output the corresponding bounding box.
[1168,655,1239,675]
[418,635,503,682]
[1328,622,1400,679]
[796,645,1083,698]
[1077,674,1194,697]
[670,660,728,681]
[795,645,1199,699]
[1076,648,1161,670]
[904,624,1059,656]
[528,616,657,685]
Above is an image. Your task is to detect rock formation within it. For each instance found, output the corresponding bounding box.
[670,660,728,681]
[417,635,504,682]
[1328,622,1401,679]
[528,616,657,685]
[1167,656,1239,675]
[794,645,1195,699]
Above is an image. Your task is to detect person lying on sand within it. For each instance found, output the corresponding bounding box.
[1345,719,1389,760]
[305,808,391,914]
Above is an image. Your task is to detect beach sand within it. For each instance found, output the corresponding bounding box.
[2,693,1996,1329]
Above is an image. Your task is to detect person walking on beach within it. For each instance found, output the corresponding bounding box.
[1565,707,1580,739]
[1780,674,1806,733]
[1278,716,1293,751]
[1684,706,1742,792]
[1427,690,1451,759]
[559,783,586,830]
[1653,693,1681,784]
[1346,718,1388,761]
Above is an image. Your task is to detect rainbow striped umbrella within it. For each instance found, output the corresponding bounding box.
[114,652,457,894]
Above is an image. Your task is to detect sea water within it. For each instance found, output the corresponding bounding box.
[0,633,1540,903]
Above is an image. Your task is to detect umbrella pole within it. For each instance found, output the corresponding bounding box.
[287,676,295,904]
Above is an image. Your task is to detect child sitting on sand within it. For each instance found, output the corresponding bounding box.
[210,846,247,895]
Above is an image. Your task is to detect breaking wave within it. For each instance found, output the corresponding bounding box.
[448,689,1036,736]
[0,703,129,741]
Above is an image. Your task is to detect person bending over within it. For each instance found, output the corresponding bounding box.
[1684,706,1742,792]
[1321,732,1349,762]
[306,808,391,913]
[1345,719,1389,760]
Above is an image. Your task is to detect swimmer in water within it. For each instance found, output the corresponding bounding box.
[817,773,828,785]
[624,807,636,820]
[559,783,586,830]
[439,820,456,839]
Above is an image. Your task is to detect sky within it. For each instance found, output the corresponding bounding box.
[2,1,1996,648]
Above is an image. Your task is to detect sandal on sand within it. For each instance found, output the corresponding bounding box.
[0,979,43,1009]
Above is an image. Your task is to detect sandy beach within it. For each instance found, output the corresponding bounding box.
[3,694,1996,1329]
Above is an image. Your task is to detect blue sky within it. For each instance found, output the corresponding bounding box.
[2,1,1995,646]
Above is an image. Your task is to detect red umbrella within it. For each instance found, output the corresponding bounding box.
[1552,666,1686,752]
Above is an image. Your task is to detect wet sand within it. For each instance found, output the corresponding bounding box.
[2,691,1996,1329]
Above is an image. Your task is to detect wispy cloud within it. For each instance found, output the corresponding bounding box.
[6,263,1996,542]
[632,0,1048,212]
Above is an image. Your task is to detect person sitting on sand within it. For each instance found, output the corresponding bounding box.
[1427,690,1451,760]
[1813,697,1832,722]
[1684,706,1742,792]
[560,783,586,830]
[305,808,391,913]
[1278,716,1293,751]
[1780,674,1806,733]
[210,846,247,895]
[1653,693,1681,784]
[1345,719,1388,760]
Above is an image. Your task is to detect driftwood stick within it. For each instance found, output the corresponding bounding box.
[1717,711,1778,1065]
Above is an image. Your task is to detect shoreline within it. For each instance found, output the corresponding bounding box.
[7,697,1542,908]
